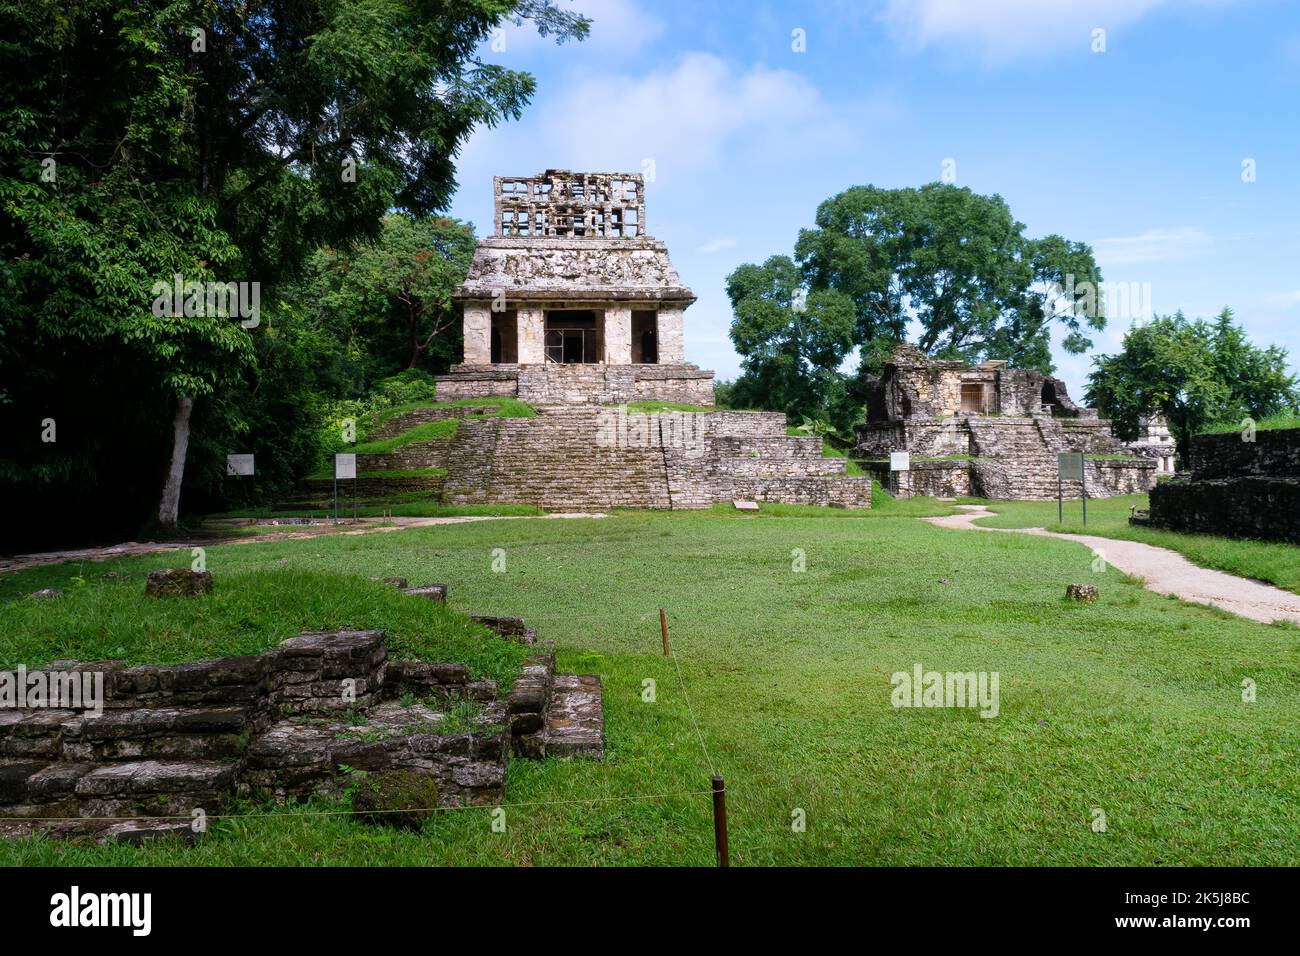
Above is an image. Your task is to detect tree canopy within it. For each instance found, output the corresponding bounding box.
[1085,309,1299,454]
[727,183,1104,431]
[0,0,586,545]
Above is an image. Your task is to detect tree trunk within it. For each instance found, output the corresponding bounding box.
[157,395,194,528]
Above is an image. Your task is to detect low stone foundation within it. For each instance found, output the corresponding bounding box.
[436,362,716,406]
[1,615,603,842]
[1144,427,1300,543]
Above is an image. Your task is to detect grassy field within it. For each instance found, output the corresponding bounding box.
[2,497,1298,866]
[970,493,1300,595]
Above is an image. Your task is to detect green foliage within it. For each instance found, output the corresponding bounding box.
[309,216,477,375]
[1085,309,1299,453]
[726,183,1102,432]
[0,0,587,547]
[725,255,857,426]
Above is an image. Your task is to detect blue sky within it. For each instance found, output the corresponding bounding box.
[447,0,1300,399]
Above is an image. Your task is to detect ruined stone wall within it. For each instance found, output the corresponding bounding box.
[0,631,505,832]
[1145,427,1300,542]
[437,363,715,406]
[1186,428,1300,479]
[1148,476,1300,543]
[855,416,1155,500]
[440,407,871,510]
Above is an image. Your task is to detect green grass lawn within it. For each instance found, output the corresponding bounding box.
[1200,413,1300,434]
[2,503,1298,866]
[969,493,1300,595]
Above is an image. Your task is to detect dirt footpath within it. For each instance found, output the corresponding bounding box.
[924,505,1300,626]
[0,513,607,574]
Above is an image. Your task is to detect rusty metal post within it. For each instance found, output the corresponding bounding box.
[712,775,728,867]
[660,607,670,656]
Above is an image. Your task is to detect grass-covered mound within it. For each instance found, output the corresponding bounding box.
[0,561,526,689]
[1199,413,1300,434]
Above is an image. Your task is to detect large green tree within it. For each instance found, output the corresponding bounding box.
[0,0,586,541]
[1085,309,1299,455]
[727,183,1103,430]
[725,255,857,426]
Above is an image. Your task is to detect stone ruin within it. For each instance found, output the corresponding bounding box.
[0,588,602,844]
[1141,425,1300,543]
[854,345,1158,500]
[402,170,875,511]
[437,169,714,406]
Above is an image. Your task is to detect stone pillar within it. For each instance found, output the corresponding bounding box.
[604,305,632,364]
[518,306,544,364]
[463,304,491,365]
[658,306,685,364]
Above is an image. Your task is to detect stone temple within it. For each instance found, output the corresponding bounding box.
[410,170,874,510]
[854,345,1159,499]
[436,170,715,406]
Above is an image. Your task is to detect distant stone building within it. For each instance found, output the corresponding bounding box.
[854,345,1158,499]
[436,170,715,406]
[1128,415,1178,475]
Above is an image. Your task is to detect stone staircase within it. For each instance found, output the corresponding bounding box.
[965,417,1063,499]
[444,406,672,509]
[1,603,604,843]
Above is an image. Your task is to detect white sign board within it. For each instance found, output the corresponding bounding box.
[890,451,911,472]
[226,453,254,477]
[334,453,357,480]
[1058,452,1085,481]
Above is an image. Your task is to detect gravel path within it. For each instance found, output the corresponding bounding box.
[923,505,1300,626]
[0,513,607,574]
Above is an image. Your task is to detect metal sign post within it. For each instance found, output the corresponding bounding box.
[1057,452,1085,525]
[226,454,255,508]
[890,451,911,495]
[334,453,356,523]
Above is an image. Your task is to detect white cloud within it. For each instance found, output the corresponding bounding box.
[1092,227,1211,266]
[461,52,857,179]
[697,236,738,254]
[877,0,1237,64]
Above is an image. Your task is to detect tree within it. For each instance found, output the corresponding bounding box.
[1085,309,1299,455]
[725,256,857,426]
[0,0,587,538]
[318,216,477,372]
[726,183,1103,431]
[796,183,1104,369]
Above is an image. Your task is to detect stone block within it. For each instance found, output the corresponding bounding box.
[145,568,213,598]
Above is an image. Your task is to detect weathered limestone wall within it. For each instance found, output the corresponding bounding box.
[1146,427,1300,542]
[439,407,872,510]
[1186,428,1300,479]
[855,416,1155,500]
[1148,477,1300,543]
[436,363,715,406]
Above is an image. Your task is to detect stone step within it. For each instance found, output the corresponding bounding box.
[542,675,604,759]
